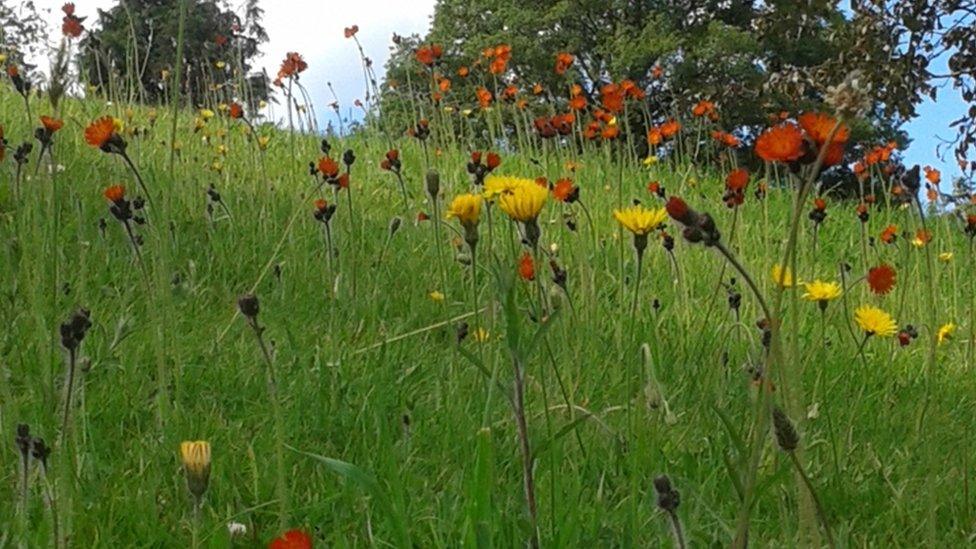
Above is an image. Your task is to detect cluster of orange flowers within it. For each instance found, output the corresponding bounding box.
[853,141,898,180]
[534,113,575,138]
[483,44,512,75]
[274,52,307,86]
[554,52,574,75]
[647,120,681,146]
[755,112,849,167]
[61,3,85,38]
[415,44,444,67]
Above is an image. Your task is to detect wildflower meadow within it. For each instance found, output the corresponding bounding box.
[2,1,976,547]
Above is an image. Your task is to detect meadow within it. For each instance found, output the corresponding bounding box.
[1,35,976,549]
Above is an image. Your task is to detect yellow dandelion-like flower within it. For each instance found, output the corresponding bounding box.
[771,264,795,288]
[473,327,490,342]
[428,290,445,302]
[613,206,668,236]
[497,180,548,222]
[112,118,125,132]
[179,441,211,498]
[483,175,530,200]
[642,155,659,166]
[938,252,954,263]
[854,305,897,337]
[801,280,842,304]
[258,136,271,150]
[199,108,215,120]
[446,194,482,228]
[937,323,956,345]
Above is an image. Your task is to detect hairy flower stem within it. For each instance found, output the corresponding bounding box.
[247,319,289,531]
[512,354,539,548]
[787,451,836,548]
[121,151,154,210]
[665,508,687,549]
[59,348,78,442]
[168,0,187,176]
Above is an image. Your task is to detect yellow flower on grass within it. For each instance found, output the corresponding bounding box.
[446,194,482,228]
[483,175,531,200]
[613,206,667,236]
[258,136,271,150]
[179,441,211,499]
[938,252,954,263]
[854,305,897,337]
[642,155,659,166]
[937,323,956,345]
[428,290,445,302]
[497,180,548,222]
[771,264,795,288]
[473,327,490,342]
[801,280,842,305]
[199,108,215,120]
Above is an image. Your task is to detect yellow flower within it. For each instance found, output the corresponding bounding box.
[258,135,271,150]
[215,61,226,69]
[854,305,897,337]
[179,441,211,498]
[428,290,445,302]
[112,118,125,132]
[771,264,795,288]
[473,327,490,342]
[801,280,842,304]
[199,108,215,120]
[482,175,531,200]
[613,206,667,236]
[497,180,548,222]
[937,323,956,345]
[938,252,954,263]
[642,155,659,166]
[446,194,482,228]
[461,108,474,117]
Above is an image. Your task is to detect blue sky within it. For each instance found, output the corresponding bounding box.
[31,0,971,182]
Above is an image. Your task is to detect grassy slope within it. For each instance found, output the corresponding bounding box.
[0,88,974,546]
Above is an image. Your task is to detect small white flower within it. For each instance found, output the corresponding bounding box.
[227,522,247,537]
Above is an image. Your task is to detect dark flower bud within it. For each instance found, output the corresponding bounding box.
[342,149,356,166]
[238,294,260,319]
[456,322,469,344]
[653,475,680,513]
[320,138,331,154]
[426,170,440,198]
[31,438,51,467]
[772,406,799,451]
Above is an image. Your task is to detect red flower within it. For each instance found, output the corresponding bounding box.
[755,123,804,163]
[229,102,244,119]
[867,264,896,295]
[600,83,624,114]
[485,152,501,170]
[344,25,359,38]
[660,119,681,138]
[277,52,308,80]
[813,198,826,211]
[415,44,443,67]
[417,211,430,222]
[268,529,312,549]
[313,198,328,212]
[337,173,350,189]
[103,185,125,203]
[62,2,75,16]
[665,196,693,225]
[880,224,898,244]
[518,252,535,281]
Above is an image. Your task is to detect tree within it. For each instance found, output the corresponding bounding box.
[80,0,268,106]
[0,0,47,66]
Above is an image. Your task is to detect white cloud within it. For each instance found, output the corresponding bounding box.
[29,0,435,128]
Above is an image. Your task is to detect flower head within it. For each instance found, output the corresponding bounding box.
[755,123,804,163]
[179,441,211,499]
[103,184,126,203]
[446,194,482,228]
[85,116,126,153]
[797,112,849,145]
[497,179,548,222]
[771,264,795,288]
[802,280,842,307]
[518,252,535,281]
[40,116,64,133]
[613,206,668,236]
[269,529,313,549]
[937,323,956,345]
[867,264,896,295]
[551,178,578,203]
[854,305,897,337]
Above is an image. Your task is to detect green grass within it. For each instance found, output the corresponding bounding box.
[1,88,975,547]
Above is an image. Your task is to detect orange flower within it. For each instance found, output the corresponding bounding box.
[600,83,624,113]
[269,529,312,549]
[318,156,339,178]
[880,224,898,244]
[755,123,804,163]
[344,25,359,38]
[568,95,586,111]
[415,44,442,67]
[646,127,662,146]
[277,52,307,79]
[438,78,451,92]
[229,102,244,119]
[924,166,940,185]
[601,124,619,140]
[554,52,574,75]
[313,198,328,212]
[103,184,125,203]
[457,66,469,77]
[40,116,64,133]
[692,100,714,117]
[476,87,493,109]
[867,264,896,295]
[660,119,681,138]
[725,168,749,192]
[821,141,846,167]
[85,116,122,152]
[798,112,849,145]
[551,178,578,203]
[501,85,518,101]
[518,252,535,281]
[532,83,544,96]
[417,211,430,222]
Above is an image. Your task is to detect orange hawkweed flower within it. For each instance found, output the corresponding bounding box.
[415,44,442,66]
[268,529,313,549]
[318,156,340,179]
[867,264,896,295]
[924,166,941,185]
[554,52,574,75]
[518,252,535,281]
[755,123,804,163]
[568,94,586,111]
[476,87,493,109]
[457,66,469,77]
[103,184,125,203]
[725,168,749,192]
[344,25,359,38]
[660,119,681,138]
[551,178,578,203]
[646,127,662,146]
[880,224,898,244]
[228,102,244,119]
[692,100,715,117]
[277,52,308,79]
[85,116,125,153]
[798,112,849,145]
[40,116,64,133]
[600,83,624,114]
